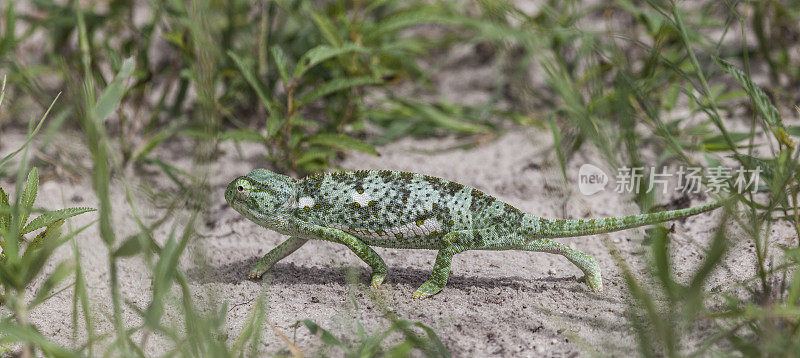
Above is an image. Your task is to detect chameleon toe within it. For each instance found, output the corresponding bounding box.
[248,268,265,280]
[370,274,386,289]
[412,281,443,299]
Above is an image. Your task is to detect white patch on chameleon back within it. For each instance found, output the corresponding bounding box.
[350,191,371,206]
[297,196,315,209]
[421,218,442,233]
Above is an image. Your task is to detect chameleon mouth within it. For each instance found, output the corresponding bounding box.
[230,201,248,214]
[231,200,267,221]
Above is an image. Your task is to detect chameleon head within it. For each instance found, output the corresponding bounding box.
[225,169,296,223]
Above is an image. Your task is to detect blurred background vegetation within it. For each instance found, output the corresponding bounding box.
[1,0,800,356]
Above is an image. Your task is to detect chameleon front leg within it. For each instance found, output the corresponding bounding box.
[521,239,602,292]
[293,221,388,288]
[249,236,309,279]
[336,233,388,288]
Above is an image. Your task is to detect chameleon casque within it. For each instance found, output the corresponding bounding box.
[225,168,720,299]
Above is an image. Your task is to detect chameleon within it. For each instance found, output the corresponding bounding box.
[225,168,722,299]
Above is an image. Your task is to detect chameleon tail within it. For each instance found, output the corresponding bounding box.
[535,201,723,238]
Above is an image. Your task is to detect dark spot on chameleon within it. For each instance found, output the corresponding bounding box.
[416,219,424,226]
[378,171,393,180]
[394,233,404,239]
[474,232,484,245]
[354,170,369,179]
[445,182,461,193]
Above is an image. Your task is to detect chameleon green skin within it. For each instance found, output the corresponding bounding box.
[225,169,721,299]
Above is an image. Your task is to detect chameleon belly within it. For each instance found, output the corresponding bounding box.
[327,219,445,249]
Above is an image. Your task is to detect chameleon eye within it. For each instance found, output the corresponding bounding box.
[235,180,251,200]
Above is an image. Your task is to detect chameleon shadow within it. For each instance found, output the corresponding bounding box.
[186,256,598,296]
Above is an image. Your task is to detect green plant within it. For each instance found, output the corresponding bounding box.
[224,0,494,172]
[0,78,95,356]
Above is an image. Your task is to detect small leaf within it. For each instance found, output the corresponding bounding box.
[0,186,9,232]
[786,125,800,137]
[310,12,343,47]
[296,320,347,350]
[146,216,195,327]
[307,133,379,156]
[406,101,489,134]
[29,261,73,309]
[298,77,381,106]
[270,46,291,86]
[113,235,143,258]
[17,167,38,228]
[293,44,367,79]
[716,57,795,148]
[702,132,755,151]
[21,167,38,209]
[295,148,336,166]
[0,3,17,58]
[267,116,284,138]
[366,10,454,39]
[95,57,135,123]
[22,207,95,235]
[662,82,680,112]
[26,218,63,253]
[0,321,82,357]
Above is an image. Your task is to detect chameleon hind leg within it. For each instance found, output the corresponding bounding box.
[249,236,309,279]
[520,239,602,292]
[412,231,476,299]
[292,220,388,288]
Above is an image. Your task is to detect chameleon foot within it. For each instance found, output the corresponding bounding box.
[583,268,603,293]
[248,237,308,281]
[584,274,603,293]
[581,255,603,293]
[370,273,386,289]
[412,280,443,299]
[248,265,267,280]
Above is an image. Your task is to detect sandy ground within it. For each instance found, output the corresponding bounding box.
[3,125,795,357]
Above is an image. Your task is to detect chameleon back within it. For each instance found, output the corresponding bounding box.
[288,170,527,249]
